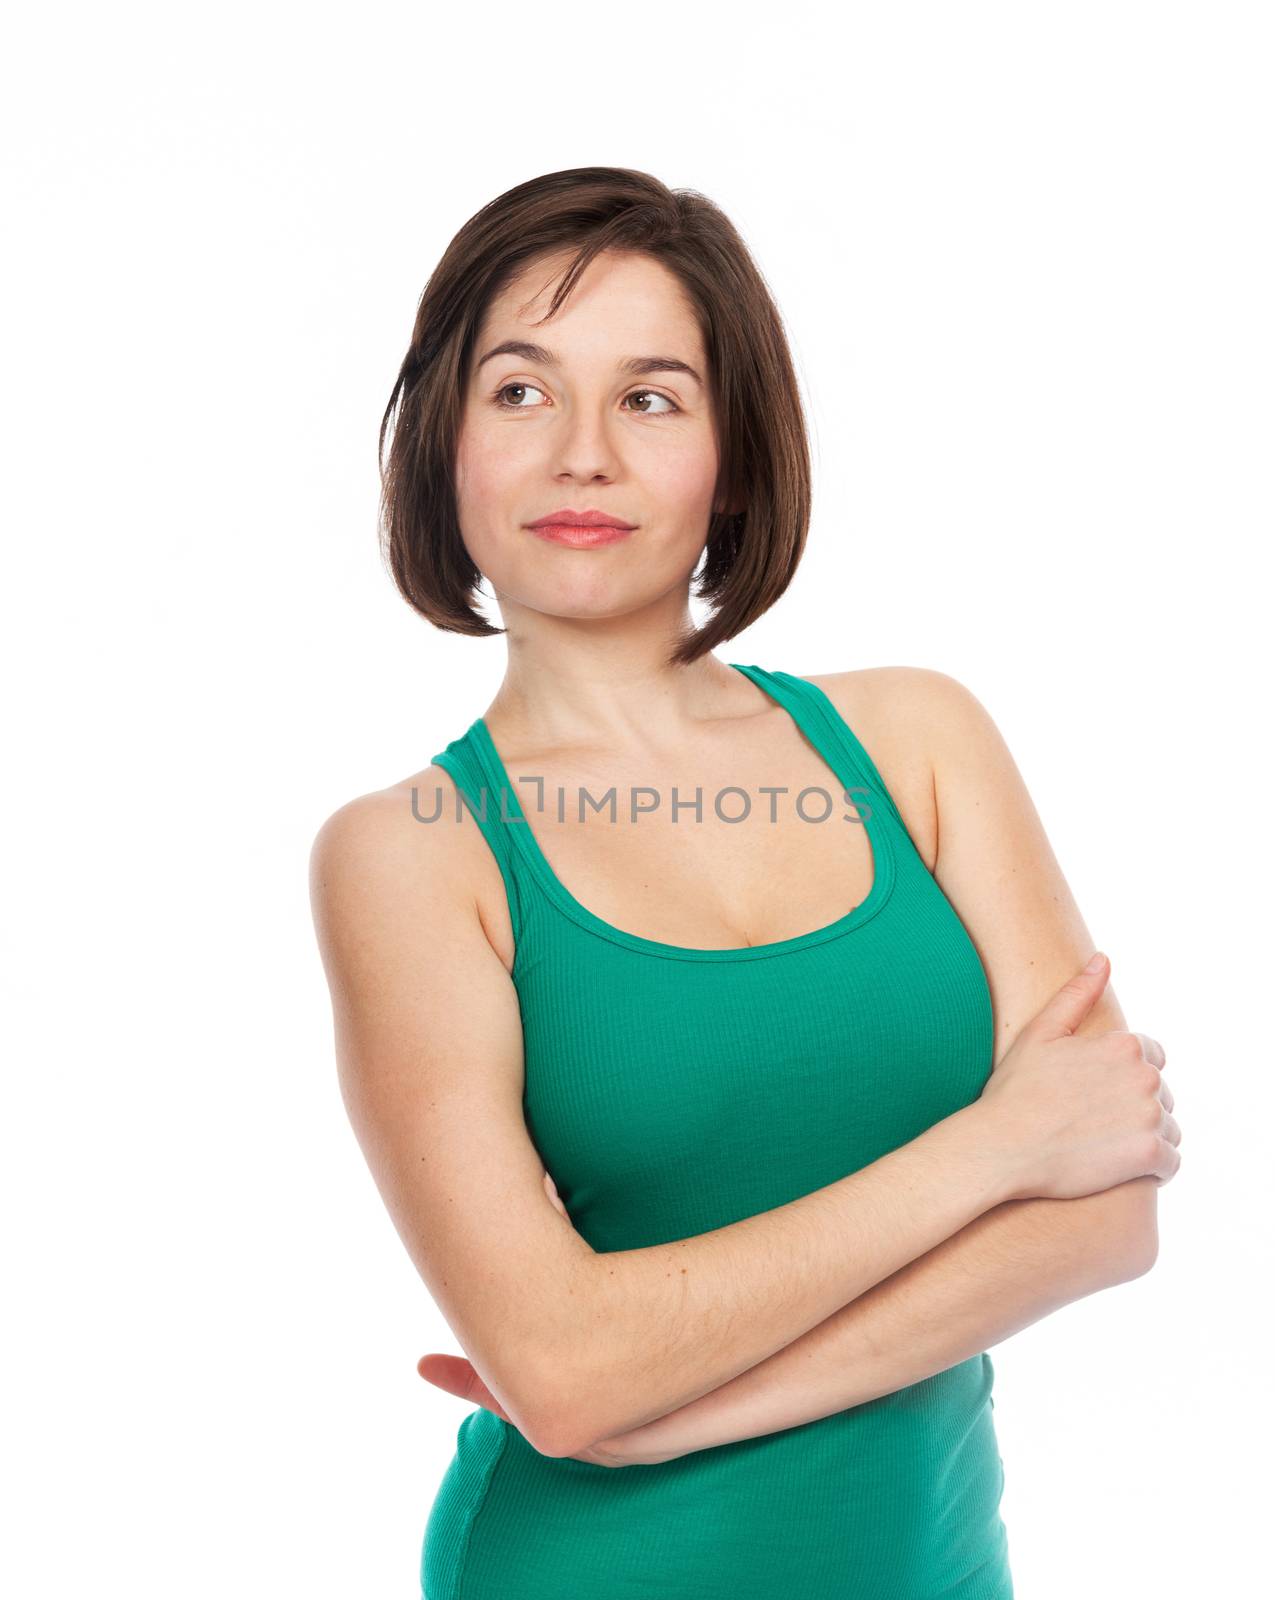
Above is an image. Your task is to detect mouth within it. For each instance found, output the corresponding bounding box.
[527,521,635,548]
[525,508,637,530]
[524,507,637,547]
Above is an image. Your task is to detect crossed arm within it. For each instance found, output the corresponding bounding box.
[590,1166,1154,1461]
[583,669,1160,1461]
[410,671,1162,1461]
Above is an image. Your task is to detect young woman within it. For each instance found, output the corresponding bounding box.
[309,167,1180,1600]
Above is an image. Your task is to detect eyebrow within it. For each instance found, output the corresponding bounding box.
[474,339,704,388]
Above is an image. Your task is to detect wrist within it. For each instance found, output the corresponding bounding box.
[931,1103,1023,1212]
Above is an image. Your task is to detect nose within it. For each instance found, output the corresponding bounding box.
[548,403,624,483]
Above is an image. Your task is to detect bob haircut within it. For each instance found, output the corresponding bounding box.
[378,166,812,667]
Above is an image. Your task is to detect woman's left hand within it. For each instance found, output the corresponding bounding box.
[415,1352,642,1467]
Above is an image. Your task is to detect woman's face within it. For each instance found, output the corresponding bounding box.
[455,248,722,625]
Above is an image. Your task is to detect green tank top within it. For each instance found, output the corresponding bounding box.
[421,663,1013,1600]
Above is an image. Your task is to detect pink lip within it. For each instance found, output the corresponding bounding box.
[529,522,634,548]
[525,507,636,528]
[525,508,636,547]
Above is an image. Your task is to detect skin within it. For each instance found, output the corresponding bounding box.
[419,954,1175,1467]
[311,245,1180,1464]
[455,246,736,699]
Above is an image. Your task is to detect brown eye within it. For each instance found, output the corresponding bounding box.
[624,390,678,415]
[493,382,547,410]
[490,383,679,416]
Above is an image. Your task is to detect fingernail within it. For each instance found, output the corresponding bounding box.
[1084,951,1105,973]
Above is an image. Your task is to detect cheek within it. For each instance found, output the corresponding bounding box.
[657,441,720,518]
[454,426,510,506]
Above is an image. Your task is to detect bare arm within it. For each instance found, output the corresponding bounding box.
[583,668,1162,1460]
[554,1103,1011,1454]
[597,1182,1153,1461]
[309,771,1021,1463]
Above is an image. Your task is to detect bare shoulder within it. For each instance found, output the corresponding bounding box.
[309,764,492,965]
[311,757,520,975]
[807,663,987,744]
[801,665,976,872]
[815,666,1131,1044]
[310,765,463,896]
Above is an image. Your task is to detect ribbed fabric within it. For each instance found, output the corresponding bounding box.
[420,663,1013,1600]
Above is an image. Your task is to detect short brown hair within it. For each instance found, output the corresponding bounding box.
[377,167,811,666]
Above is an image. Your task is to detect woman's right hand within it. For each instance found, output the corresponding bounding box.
[977,953,1182,1203]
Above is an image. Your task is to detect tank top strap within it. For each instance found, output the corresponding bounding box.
[728,663,909,834]
[429,722,529,946]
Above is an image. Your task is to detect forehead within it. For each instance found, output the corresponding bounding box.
[479,249,703,356]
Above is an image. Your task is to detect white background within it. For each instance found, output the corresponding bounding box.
[4,3,1270,1595]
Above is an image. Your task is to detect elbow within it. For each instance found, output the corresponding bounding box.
[487,1355,585,1459]
[524,1347,613,1458]
[1051,1178,1160,1293]
[481,1378,584,1461]
[528,1413,589,1460]
[1115,1227,1159,1282]
[460,1336,590,1459]
[513,1334,605,1461]
[520,1383,599,1460]
[539,1375,643,1460]
[1099,1178,1161,1284]
[516,1247,611,1458]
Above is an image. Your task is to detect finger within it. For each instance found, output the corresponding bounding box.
[417,1354,512,1423]
[417,1354,473,1398]
[1159,1079,1174,1114]
[1033,953,1110,1040]
[543,1171,569,1218]
[1153,1138,1183,1184]
[1133,1032,1166,1068]
[1161,1111,1181,1147]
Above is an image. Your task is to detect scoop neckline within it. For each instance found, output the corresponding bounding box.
[468,662,898,963]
